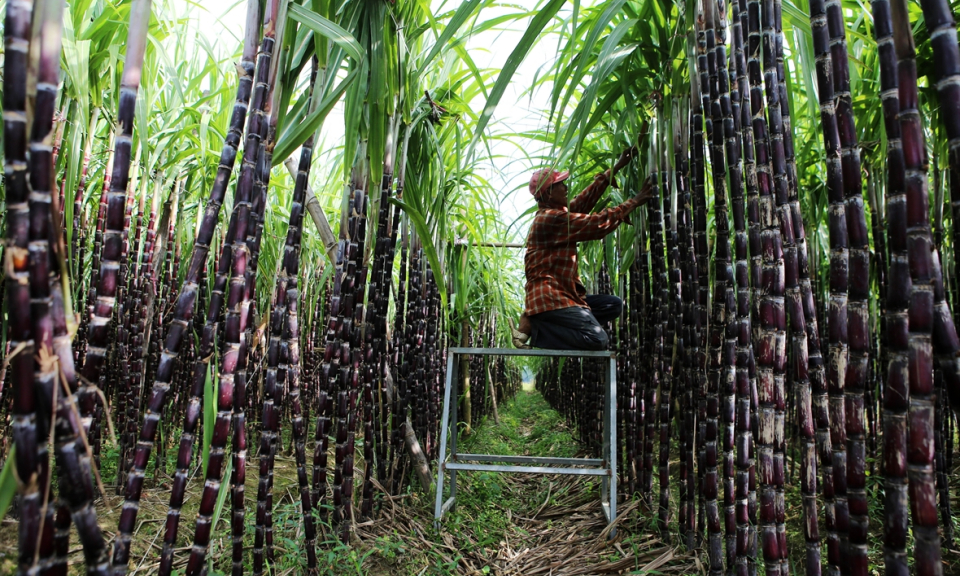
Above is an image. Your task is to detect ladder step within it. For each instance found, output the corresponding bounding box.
[444,462,610,476]
[455,453,603,466]
[449,346,615,358]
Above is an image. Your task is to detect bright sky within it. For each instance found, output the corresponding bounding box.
[176,0,568,241]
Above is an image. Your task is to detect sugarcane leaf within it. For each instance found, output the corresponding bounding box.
[419,0,486,75]
[469,0,566,154]
[202,359,217,479]
[287,3,363,63]
[554,0,627,136]
[273,67,359,166]
[388,196,448,309]
[0,447,17,520]
[208,457,233,551]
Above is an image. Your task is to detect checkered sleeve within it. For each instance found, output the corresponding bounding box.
[539,195,642,245]
[568,172,610,214]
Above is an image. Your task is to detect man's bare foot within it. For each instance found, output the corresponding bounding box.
[518,312,531,337]
[510,315,531,349]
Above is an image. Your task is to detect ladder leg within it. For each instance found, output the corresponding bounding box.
[608,356,618,537]
[449,356,461,501]
[434,352,458,527]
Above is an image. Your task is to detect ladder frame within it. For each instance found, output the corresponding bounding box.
[433,346,618,537]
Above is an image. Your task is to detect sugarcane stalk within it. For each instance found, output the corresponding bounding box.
[151,3,263,574]
[240,41,284,563]
[816,2,872,571]
[657,112,680,542]
[185,8,282,576]
[758,0,824,572]
[744,0,789,571]
[701,1,734,570]
[77,0,147,563]
[4,0,41,569]
[869,3,910,571]
[917,0,960,425]
[806,1,849,573]
[285,139,320,576]
[314,243,345,514]
[694,17,712,544]
[644,140,664,523]
[921,1,960,547]
[25,2,112,575]
[889,1,944,571]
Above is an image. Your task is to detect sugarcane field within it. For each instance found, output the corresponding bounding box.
[10,0,960,574]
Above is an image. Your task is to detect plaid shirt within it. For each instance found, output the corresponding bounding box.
[524,173,641,316]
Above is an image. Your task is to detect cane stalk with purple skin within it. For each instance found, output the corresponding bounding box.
[916,0,960,549]
[128,1,264,574]
[868,2,910,571]
[889,1,944,572]
[744,0,789,571]
[4,0,42,570]
[183,4,281,575]
[701,1,734,570]
[814,0,872,570]
[656,113,680,542]
[86,0,151,557]
[285,109,321,574]
[676,92,698,548]
[25,1,113,574]
[806,0,849,572]
[757,0,824,571]
[916,0,960,409]
[643,141,664,522]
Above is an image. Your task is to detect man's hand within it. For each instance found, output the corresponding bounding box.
[632,175,656,206]
[613,145,638,173]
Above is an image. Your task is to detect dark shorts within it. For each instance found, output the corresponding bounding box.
[528,294,622,351]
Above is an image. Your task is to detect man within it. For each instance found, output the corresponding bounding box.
[512,148,654,350]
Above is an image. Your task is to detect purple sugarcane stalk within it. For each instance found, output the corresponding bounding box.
[4,0,42,571]
[732,0,761,570]
[917,0,960,422]
[761,0,822,572]
[686,72,705,552]
[28,2,112,574]
[889,1,944,572]
[99,0,152,563]
[124,1,264,574]
[745,0,788,571]
[694,19,711,543]
[808,0,848,573]
[702,1,733,570]
[182,4,280,575]
[917,0,960,549]
[674,97,694,548]
[869,2,910,574]
[276,115,320,573]
[643,146,664,523]
[818,0,872,570]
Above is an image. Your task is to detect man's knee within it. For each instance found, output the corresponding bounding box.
[588,295,622,324]
[582,324,609,350]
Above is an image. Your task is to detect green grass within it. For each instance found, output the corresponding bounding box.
[439,389,589,560]
[458,387,580,461]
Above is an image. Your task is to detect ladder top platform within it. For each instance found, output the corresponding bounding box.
[449,346,615,358]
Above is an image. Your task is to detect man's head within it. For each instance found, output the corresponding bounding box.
[529,168,570,207]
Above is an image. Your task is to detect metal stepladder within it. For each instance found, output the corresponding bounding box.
[433,347,618,537]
